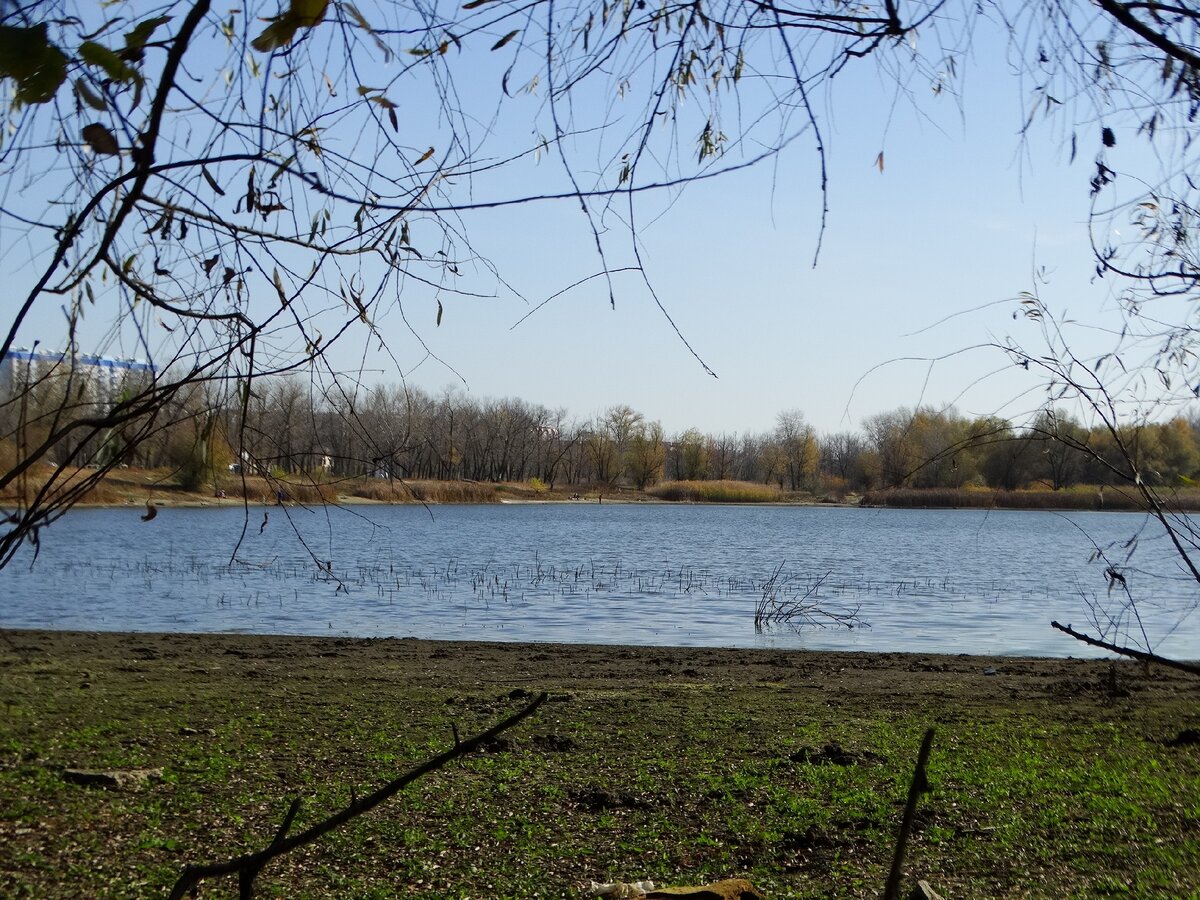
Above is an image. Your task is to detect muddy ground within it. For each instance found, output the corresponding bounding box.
[1,630,1198,898]
[3,627,1197,703]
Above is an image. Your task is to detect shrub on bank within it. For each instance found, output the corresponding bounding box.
[649,480,783,503]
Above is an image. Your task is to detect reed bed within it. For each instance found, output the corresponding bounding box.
[0,465,133,506]
[348,480,414,502]
[649,480,783,503]
[221,474,339,504]
[860,486,1200,511]
[249,478,498,504]
[275,480,338,504]
[0,463,505,508]
[47,554,770,609]
[406,480,498,503]
[50,550,1057,634]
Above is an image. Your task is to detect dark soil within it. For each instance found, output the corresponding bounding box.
[1,630,1197,898]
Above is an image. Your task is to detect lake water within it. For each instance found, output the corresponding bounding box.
[0,503,1196,657]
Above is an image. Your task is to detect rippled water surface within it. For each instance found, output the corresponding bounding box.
[1,503,1196,656]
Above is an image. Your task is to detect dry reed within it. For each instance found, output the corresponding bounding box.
[649,480,783,503]
[860,486,1200,511]
[406,480,498,503]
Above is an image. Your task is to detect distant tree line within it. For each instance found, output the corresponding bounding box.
[5,372,1200,494]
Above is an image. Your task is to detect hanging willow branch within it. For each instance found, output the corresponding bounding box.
[168,691,548,899]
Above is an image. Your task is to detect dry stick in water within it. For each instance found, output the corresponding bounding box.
[882,728,935,900]
[169,691,549,899]
[1050,621,1200,676]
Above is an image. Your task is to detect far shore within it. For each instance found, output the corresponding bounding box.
[7,464,1199,513]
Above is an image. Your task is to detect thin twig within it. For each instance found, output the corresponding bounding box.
[882,728,935,900]
[168,692,548,899]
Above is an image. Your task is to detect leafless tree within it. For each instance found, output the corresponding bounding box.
[3,0,1200,592]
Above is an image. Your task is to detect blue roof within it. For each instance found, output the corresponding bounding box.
[3,348,155,374]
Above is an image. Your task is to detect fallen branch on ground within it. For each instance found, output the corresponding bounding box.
[168,691,548,899]
[883,728,935,900]
[1050,621,1200,676]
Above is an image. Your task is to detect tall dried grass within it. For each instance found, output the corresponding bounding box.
[222,474,339,504]
[338,478,500,503]
[860,486,1200,511]
[0,464,136,506]
[349,481,414,502]
[2,464,507,508]
[282,481,338,504]
[406,480,498,503]
[650,480,783,503]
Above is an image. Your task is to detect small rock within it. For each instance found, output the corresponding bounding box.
[982,667,997,676]
[907,880,945,900]
[63,767,163,791]
[177,726,214,736]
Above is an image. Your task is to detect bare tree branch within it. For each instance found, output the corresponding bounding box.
[168,691,548,899]
[1051,621,1200,675]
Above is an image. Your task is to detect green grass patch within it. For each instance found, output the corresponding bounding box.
[0,632,1197,898]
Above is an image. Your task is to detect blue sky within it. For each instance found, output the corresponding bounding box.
[343,19,1135,436]
[4,5,1165,437]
